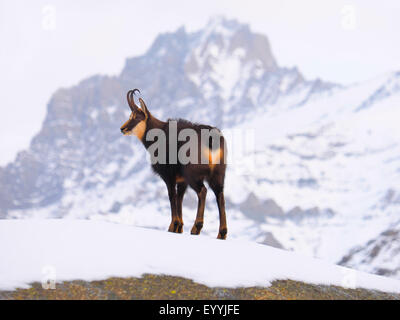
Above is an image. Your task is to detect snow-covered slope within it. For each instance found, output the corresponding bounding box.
[0,219,399,294]
[0,17,399,279]
[339,220,400,278]
[228,71,400,265]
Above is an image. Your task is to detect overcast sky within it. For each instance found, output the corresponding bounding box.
[0,0,399,166]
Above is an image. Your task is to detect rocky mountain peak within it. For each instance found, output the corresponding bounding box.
[185,16,278,97]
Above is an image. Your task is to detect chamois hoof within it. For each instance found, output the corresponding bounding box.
[168,221,183,233]
[190,221,203,235]
[177,224,183,233]
[217,228,227,240]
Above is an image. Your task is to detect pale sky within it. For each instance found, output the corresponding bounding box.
[0,0,399,166]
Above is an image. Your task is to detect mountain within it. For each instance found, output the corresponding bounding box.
[1,17,400,279]
[231,70,400,268]
[1,219,399,300]
[0,17,334,216]
[339,218,400,278]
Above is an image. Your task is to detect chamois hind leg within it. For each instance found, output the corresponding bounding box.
[208,171,227,240]
[176,182,187,233]
[166,181,182,233]
[189,181,207,235]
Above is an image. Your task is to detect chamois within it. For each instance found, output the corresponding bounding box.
[120,89,228,239]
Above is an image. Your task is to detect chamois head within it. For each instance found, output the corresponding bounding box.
[120,89,150,140]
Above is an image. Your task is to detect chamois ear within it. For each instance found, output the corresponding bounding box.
[138,98,150,117]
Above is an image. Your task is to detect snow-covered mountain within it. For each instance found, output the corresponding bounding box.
[232,70,400,270]
[1,17,399,279]
[339,219,400,279]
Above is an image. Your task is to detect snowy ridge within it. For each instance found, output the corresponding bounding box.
[0,219,399,293]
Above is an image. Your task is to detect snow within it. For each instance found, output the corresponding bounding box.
[0,219,399,293]
[90,109,99,119]
[106,105,117,115]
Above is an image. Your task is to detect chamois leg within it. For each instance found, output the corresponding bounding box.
[190,182,207,235]
[215,191,227,239]
[166,182,182,233]
[176,182,187,233]
[209,176,227,240]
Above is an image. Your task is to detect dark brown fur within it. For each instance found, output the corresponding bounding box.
[121,90,228,239]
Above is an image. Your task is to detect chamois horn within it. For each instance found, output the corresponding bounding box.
[126,90,139,112]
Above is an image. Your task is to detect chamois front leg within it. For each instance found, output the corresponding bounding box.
[166,182,183,233]
[190,183,207,235]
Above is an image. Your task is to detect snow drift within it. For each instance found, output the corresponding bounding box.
[0,219,399,294]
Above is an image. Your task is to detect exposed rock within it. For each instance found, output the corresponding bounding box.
[239,192,284,221]
[259,232,284,249]
[339,223,400,279]
[286,206,335,221]
[238,192,335,223]
[378,189,400,209]
[1,275,398,300]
